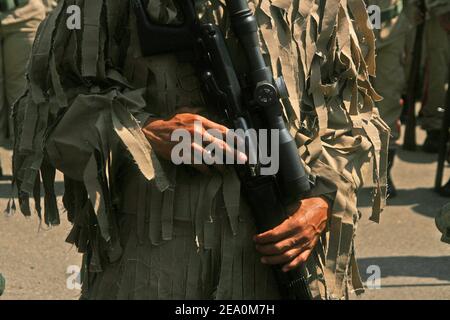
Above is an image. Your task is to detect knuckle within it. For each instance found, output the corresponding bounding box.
[289,260,299,269]
[273,244,283,253]
[218,140,227,149]
[189,127,197,135]
[285,251,294,260]
[289,220,301,232]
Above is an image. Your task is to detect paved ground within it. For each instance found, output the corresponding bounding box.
[0,128,449,300]
[354,128,450,300]
[0,147,81,300]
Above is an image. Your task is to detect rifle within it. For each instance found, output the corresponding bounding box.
[403,0,427,150]
[132,0,313,299]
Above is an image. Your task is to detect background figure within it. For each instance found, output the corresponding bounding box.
[367,0,419,198]
[436,203,450,243]
[0,273,4,296]
[0,0,47,146]
[421,0,450,153]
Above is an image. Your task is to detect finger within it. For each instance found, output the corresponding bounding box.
[228,129,246,150]
[190,143,212,175]
[191,140,227,174]
[254,219,298,245]
[201,142,226,173]
[200,120,248,164]
[260,248,303,265]
[203,131,248,164]
[191,143,205,164]
[201,117,230,135]
[230,130,250,164]
[256,236,308,256]
[201,132,228,171]
[282,250,311,273]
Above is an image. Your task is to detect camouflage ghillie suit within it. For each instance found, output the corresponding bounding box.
[12,0,389,300]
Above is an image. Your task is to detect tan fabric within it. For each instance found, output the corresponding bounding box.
[0,0,46,142]
[12,0,389,300]
[426,0,450,15]
[366,0,418,46]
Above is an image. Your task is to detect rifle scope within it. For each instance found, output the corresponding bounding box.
[225,0,311,202]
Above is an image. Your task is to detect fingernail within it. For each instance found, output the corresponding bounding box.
[238,153,248,163]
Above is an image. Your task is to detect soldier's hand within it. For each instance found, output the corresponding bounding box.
[254,197,330,272]
[142,112,247,174]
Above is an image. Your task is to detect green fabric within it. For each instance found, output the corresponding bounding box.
[0,0,29,11]
[0,273,5,296]
[0,0,14,11]
[426,0,450,15]
[372,31,407,145]
[437,203,450,244]
[380,0,403,23]
[0,11,39,142]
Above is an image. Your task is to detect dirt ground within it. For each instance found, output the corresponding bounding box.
[0,148,82,300]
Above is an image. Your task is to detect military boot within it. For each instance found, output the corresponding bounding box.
[439,178,450,197]
[387,149,397,199]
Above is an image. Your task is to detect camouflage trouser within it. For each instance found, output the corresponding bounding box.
[0,0,45,142]
[421,13,450,132]
[373,33,408,148]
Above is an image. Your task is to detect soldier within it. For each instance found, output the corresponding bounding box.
[437,203,450,244]
[0,0,50,145]
[12,0,389,300]
[366,0,420,198]
[0,273,4,296]
[421,0,450,153]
